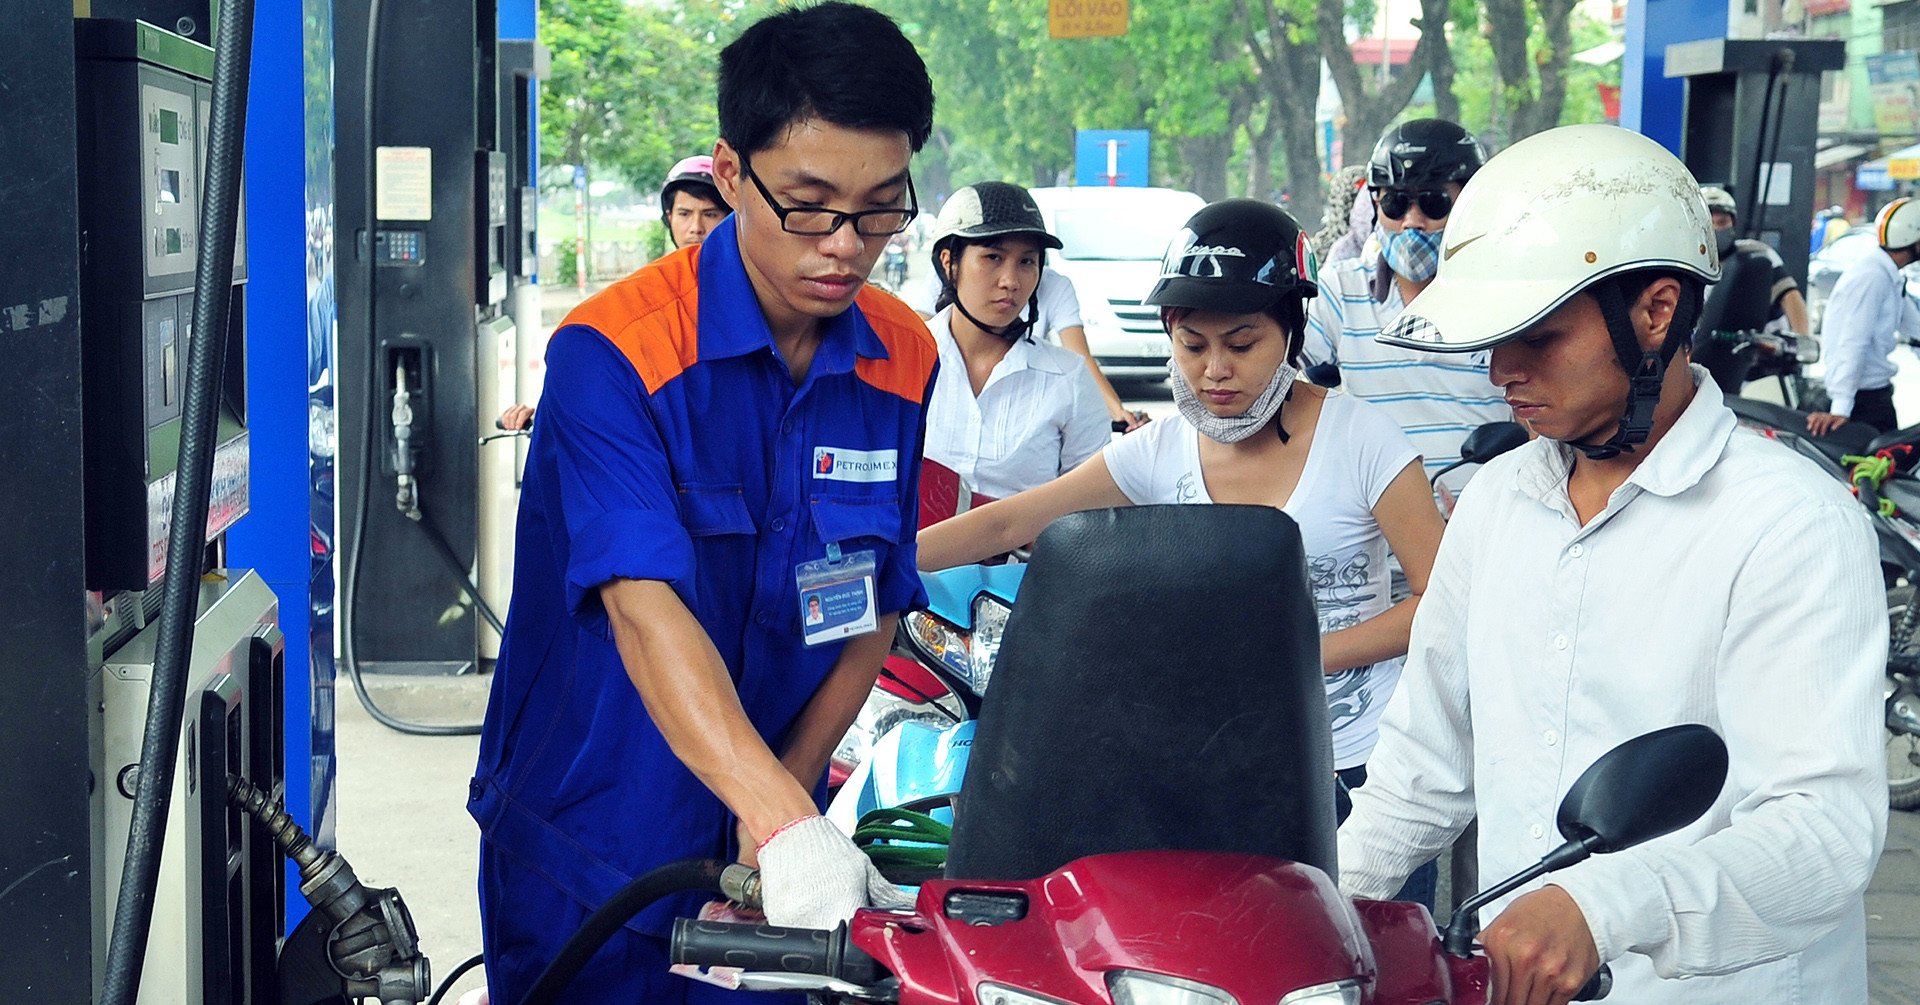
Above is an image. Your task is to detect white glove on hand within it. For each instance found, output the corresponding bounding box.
[756,815,911,929]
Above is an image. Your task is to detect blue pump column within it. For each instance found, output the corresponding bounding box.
[1623,0,1731,153]
[228,0,338,924]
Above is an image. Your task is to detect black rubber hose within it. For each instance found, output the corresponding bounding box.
[426,952,487,1005]
[417,508,507,636]
[341,0,483,735]
[100,0,255,1000]
[521,859,732,1005]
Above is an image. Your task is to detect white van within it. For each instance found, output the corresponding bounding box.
[1026,186,1207,382]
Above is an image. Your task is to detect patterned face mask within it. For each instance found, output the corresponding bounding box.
[1168,355,1299,444]
[1382,226,1445,283]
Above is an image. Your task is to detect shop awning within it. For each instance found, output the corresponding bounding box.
[1889,143,1920,179]
[1816,143,1871,170]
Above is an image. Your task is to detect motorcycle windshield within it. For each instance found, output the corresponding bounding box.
[946,505,1339,883]
[920,564,1025,630]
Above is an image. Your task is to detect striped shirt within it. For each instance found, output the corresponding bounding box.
[1304,257,1511,496]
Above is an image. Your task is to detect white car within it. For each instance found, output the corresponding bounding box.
[1027,186,1207,382]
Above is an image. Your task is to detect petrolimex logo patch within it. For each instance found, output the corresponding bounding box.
[813,446,899,483]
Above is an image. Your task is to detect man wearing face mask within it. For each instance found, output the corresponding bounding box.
[1691,186,1809,395]
[1305,119,1512,499]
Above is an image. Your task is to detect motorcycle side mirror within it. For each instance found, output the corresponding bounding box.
[1440,724,1728,957]
[1303,361,1341,387]
[1429,421,1531,490]
[1458,421,1529,465]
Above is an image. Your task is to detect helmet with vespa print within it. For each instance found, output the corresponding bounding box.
[1145,199,1320,333]
[1877,197,1920,251]
[1368,119,1488,190]
[1378,124,1718,461]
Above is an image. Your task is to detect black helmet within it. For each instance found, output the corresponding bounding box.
[931,182,1062,250]
[1146,199,1319,316]
[1368,119,1487,190]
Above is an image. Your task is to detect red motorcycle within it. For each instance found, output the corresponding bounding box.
[526,506,1730,1005]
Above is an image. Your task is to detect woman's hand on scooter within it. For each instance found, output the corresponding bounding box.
[1479,885,1602,1005]
[755,815,912,929]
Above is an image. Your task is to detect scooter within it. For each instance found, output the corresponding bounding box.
[662,507,1731,1005]
[827,460,1012,793]
[883,238,911,293]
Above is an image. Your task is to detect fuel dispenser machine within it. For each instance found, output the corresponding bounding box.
[1666,37,1846,288]
[336,0,523,677]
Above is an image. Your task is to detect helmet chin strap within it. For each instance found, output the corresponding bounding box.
[947,261,1041,342]
[1566,277,1686,462]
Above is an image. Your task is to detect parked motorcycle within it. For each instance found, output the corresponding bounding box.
[883,238,910,293]
[667,507,1731,1005]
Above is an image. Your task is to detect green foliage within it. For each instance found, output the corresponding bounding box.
[533,0,1619,214]
[537,0,773,192]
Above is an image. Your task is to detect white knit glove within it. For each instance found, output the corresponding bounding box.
[756,815,911,929]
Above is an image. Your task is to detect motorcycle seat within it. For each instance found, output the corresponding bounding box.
[1726,395,1878,464]
[946,505,1337,883]
[1868,424,1920,458]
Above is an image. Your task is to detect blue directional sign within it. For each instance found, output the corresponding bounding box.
[1075,129,1150,187]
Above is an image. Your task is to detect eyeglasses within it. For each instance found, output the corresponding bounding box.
[741,157,919,237]
[1375,188,1455,222]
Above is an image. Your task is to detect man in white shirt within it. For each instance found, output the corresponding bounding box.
[1807,197,1920,436]
[1341,124,1887,1005]
[1306,119,1511,497]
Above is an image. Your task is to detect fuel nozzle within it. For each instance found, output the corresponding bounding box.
[391,359,421,521]
[229,776,432,1002]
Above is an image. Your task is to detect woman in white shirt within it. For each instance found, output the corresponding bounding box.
[918,200,1447,897]
[921,182,1112,500]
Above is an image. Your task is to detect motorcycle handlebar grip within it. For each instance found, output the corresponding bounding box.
[1573,964,1612,1001]
[669,919,881,984]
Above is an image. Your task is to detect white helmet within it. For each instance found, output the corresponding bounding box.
[1379,124,1720,354]
[1877,198,1920,250]
[1700,185,1737,218]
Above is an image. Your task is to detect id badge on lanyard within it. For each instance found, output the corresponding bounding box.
[795,543,878,646]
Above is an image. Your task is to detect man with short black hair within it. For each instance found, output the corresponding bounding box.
[1339,124,1885,1005]
[661,154,728,250]
[469,5,937,1000]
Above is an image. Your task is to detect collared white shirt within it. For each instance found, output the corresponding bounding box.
[1819,247,1920,416]
[924,307,1110,499]
[1304,257,1512,496]
[1338,368,1887,1002]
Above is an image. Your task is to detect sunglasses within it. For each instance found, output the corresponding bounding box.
[1375,188,1455,222]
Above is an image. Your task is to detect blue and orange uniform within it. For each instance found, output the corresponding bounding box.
[470,215,935,1002]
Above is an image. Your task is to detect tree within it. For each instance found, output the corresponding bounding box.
[1317,0,1455,161]
[1240,0,1328,226]
[1482,0,1580,143]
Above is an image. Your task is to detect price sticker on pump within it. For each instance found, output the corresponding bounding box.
[796,547,878,646]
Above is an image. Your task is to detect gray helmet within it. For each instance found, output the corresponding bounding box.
[931,182,1062,250]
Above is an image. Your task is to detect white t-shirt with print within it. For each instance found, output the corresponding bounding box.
[1101,386,1422,769]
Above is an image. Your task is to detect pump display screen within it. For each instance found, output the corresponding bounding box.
[158,168,181,204]
[158,108,180,145]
